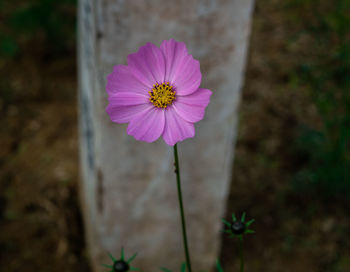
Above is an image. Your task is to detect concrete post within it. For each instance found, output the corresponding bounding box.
[78,0,255,271]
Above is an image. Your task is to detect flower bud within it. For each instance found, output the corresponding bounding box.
[231,221,246,235]
[113,260,130,272]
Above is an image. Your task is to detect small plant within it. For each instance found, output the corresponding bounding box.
[222,212,255,239]
[103,248,139,272]
[222,212,255,272]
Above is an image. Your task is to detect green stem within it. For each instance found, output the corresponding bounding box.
[239,238,244,272]
[173,144,192,272]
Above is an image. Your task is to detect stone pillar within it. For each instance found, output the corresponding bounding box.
[78,0,255,271]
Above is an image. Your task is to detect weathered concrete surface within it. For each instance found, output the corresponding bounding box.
[78,0,255,271]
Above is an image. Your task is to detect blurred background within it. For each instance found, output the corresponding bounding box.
[0,0,349,271]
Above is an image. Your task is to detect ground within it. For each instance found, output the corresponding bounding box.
[0,0,349,271]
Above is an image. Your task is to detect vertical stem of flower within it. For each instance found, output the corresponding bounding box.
[239,238,244,272]
[173,144,192,272]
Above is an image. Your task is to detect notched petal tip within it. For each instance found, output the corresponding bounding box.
[161,38,189,53]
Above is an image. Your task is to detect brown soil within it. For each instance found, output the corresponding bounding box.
[1,0,349,272]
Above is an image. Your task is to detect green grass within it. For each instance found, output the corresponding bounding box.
[0,0,76,58]
[287,0,350,197]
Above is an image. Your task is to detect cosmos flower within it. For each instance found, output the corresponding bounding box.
[106,39,212,146]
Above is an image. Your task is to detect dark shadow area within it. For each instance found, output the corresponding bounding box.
[0,0,90,271]
[0,0,349,271]
[222,0,350,271]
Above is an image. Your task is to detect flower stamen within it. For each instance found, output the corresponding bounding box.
[148,82,176,108]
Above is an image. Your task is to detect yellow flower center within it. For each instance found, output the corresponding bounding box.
[148,82,176,108]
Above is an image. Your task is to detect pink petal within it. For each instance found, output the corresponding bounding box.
[108,92,149,106]
[127,42,165,87]
[162,107,195,146]
[176,88,212,105]
[106,65,150,95]
[160,39,202,96]
[172,88,212,123]
[106,103,151,123]
[127,107,165,143]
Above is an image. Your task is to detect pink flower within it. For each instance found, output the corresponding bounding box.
[106,39,212,146]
